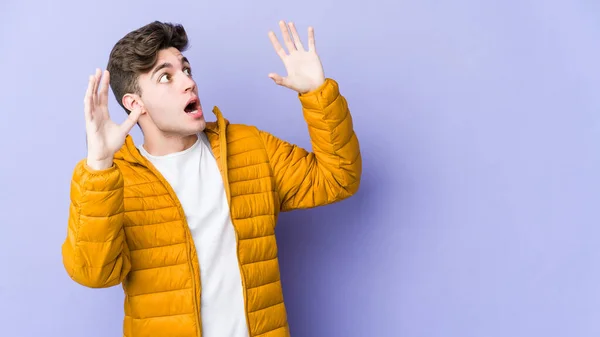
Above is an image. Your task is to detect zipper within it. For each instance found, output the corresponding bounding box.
[136,154,203,337]
[214,107,253,337]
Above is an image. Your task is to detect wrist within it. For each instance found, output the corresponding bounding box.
[299,78,328,95]
[86,157,114,171]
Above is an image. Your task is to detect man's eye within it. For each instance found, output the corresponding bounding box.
[159,74,169,83]
[184,68,192,76]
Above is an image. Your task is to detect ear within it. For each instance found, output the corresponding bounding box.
[122,93,146,114]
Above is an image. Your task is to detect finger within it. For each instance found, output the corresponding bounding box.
[279,20,296,52]
[99,70,109,107]
[268,73,289,87]
[268,31,287,59]
[288,22,304,51]
[83,75,95,121]
[98,70,110,118]
[91,68,101,107]
[308,26,316,52]
[120,106,143,134]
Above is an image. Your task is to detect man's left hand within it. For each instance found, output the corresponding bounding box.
[268,21,326,94]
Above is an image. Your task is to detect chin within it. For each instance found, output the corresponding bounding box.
[186,118,206,134]
[194,118,206,131]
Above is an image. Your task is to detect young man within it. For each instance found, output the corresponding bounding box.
[61,20,361,337]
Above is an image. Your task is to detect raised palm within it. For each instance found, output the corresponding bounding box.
[84,69,142,169]
[268,21,326,94]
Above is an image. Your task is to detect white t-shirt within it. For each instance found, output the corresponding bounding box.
[138,133,249,337]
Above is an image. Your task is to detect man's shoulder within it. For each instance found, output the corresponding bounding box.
[110,159,170,191]
[205,120,264,140]
[204,120,276,160]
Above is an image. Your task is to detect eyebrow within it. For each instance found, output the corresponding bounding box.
[151,56,191,79]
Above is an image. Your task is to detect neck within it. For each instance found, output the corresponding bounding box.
[142,132,199,156]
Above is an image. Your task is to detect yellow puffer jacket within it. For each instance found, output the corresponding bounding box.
[61,78,361,337]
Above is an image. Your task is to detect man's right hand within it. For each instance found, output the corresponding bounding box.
[84,69,143,171]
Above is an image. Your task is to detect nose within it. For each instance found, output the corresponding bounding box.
[183,73,196,93]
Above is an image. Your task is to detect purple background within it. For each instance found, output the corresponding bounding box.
[1,0,600,336]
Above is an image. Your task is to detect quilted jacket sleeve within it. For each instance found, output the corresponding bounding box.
[61,159,130,288]
[259,78,362,212]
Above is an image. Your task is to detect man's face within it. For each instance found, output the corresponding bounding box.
[134,47,205,136]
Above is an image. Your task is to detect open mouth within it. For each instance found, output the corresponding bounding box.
[184,98,200,114]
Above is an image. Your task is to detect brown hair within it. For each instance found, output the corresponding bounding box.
[107,21,189,114]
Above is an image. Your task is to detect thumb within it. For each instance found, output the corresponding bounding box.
[268,73,290,87]
[120,107,143,134]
